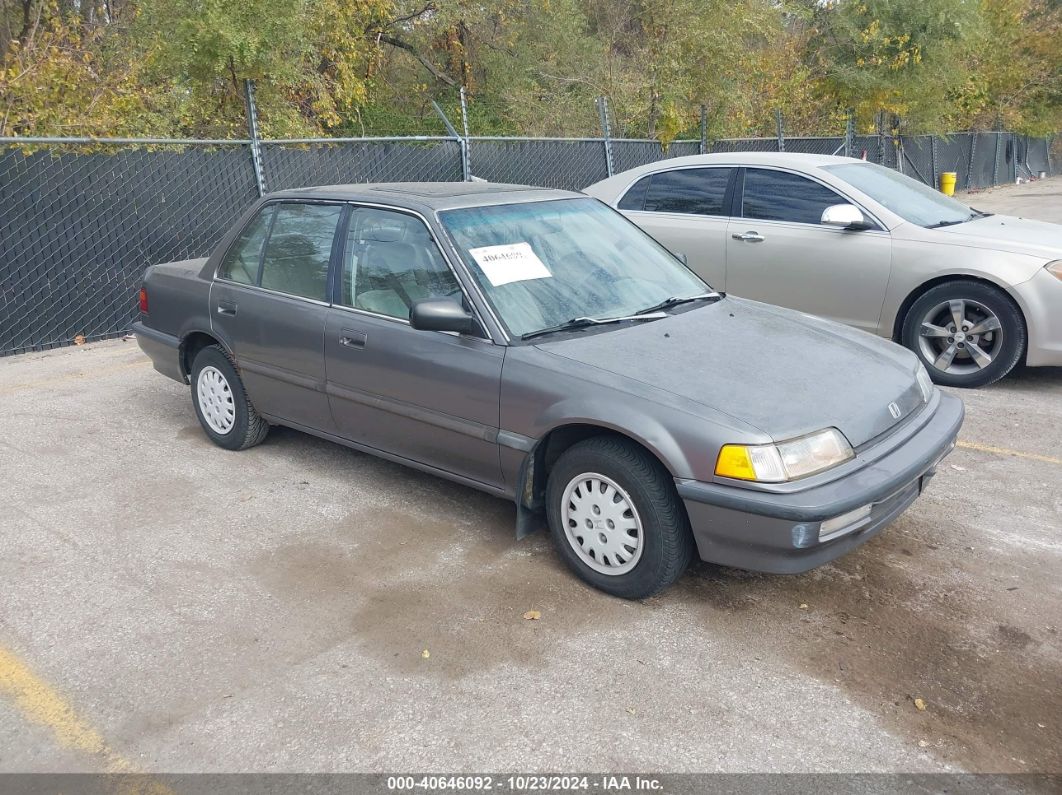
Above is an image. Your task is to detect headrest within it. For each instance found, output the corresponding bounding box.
[268,233,318,259]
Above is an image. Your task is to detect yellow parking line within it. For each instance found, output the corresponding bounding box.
[957,440,1062,466]
[0,646,131,771]
[0,359,149,397]
[0,646,173,793]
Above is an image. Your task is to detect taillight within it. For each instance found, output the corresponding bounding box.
[138,287,149,314]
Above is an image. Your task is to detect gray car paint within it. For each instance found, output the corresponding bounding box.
[135,182,964,575]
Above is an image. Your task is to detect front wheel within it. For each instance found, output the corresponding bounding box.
[546,436,695,599]
[901,281,1025,388]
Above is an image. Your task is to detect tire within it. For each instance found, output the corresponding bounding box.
[545,436,695,599]
[189,345,269,451]
[901,280,1025,388]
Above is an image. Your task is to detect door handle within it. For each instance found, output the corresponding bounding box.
[732,231,765,242]
[217,301,238,316]
[339,329,367,349]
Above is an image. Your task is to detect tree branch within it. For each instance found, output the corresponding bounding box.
[378,33,457,87]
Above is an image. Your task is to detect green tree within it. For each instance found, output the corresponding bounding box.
[802,0,976,132]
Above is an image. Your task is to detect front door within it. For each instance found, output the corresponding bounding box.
[210,200,344,433]
[324,205,504,488]
[724,167,892,333]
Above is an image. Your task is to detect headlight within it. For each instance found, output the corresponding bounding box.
[1046,260,1062,281]
[715,428,854,483]
[915,361,935,402]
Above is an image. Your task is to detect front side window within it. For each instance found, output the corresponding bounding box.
[741,169,845,225]
[440,198,709,338]
[218,206,274,284]
[258,203,343,301]
[824,162,975,228]
[642,168,732,216]
[341,207,461,320]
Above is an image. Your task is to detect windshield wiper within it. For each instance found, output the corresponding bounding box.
[521,312,668,341]
[635,291,725,316]
[927,212,980,229]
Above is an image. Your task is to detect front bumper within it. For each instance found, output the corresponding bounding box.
[675,392,964,574]
[1011,268,1062,367]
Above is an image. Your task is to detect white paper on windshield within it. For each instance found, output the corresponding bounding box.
[468,242,552,287]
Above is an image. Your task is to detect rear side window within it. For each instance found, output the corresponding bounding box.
[741,169,844,225]
[617,176,651,210]
[641,168,732,216]
[259,203,343,301]
[219,206,274,284]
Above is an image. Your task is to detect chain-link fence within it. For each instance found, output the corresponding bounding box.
[0,125,1057,356]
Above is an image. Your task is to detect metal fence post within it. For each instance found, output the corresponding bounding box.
[699,105,708,155]
[966,133,977,191]
[596,96,614,177]
[930,135,938,187]
[775,109,785,152]
[243,79,267,196]
[843,109,854,157]
[992,131,1002,185]
[431,99,468,181]
[459,87,472,181]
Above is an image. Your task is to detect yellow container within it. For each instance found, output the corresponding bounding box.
[939,171,957,196]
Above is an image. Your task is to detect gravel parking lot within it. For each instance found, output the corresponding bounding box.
[1,179,1059,776]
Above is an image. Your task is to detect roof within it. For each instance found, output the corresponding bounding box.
[630,151,860,171]
[272,181,581,211]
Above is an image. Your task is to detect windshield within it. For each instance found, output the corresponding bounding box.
[824,162,976,228]
[439,197,710,338]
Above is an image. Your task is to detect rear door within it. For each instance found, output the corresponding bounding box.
[615,167,734,290]
[724,167,892,332]
[324,205,504,488]
[211,201,344,433]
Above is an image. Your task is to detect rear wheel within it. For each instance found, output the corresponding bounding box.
[546,436,695,599]
[901,281,1025,388]
[190,345,269,450]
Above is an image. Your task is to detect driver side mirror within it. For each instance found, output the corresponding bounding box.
[410,297,480,336]
[821,204,873,230]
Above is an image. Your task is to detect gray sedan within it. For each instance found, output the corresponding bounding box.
[135,183,963,598]
[585,152,1062,387]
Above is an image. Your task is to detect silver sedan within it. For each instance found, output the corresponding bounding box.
[585,152,1062,387]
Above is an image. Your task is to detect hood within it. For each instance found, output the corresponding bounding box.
[534,297,925,448]
[932,214,1062,260]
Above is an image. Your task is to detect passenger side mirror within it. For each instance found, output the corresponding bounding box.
[410,298,479,335]
[821,204,873,230]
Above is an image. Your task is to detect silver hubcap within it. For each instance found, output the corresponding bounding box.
[561,473,643,576]
[196,366,236,435]
[918,299,1002,375]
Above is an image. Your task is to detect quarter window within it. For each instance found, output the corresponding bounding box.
[258,203,342,301]
[617,175,651,210]
[741,169,846,225]
[218,206,274,285]
[341,207,461,321]
[641,168,733,216]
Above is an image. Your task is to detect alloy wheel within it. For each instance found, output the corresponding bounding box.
[918,299,1003,375]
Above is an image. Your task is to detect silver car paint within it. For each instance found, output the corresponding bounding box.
[583,152,1062,366]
